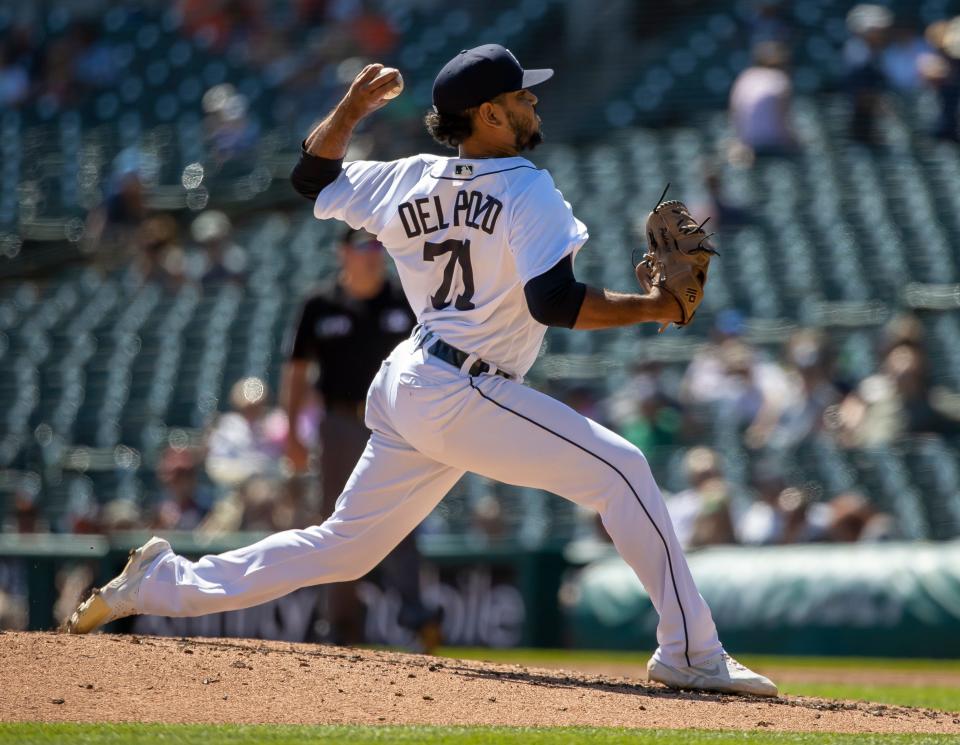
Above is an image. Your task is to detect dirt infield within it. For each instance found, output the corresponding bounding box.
[2,632,959,734]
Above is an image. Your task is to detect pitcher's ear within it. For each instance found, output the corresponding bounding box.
[477,101,502,127]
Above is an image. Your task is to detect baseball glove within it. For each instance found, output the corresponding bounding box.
[635,185,717,332]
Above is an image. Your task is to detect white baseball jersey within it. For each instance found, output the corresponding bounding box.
[312,155,589,377]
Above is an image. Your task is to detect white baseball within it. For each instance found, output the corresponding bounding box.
[375,67,404,99]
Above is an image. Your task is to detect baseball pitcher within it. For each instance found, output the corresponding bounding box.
[68,44,776,697]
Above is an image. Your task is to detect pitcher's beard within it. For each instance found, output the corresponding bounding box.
[523,130,544,151]
[509,112,544,152]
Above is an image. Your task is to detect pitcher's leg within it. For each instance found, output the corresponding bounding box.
[138,431,464,617]
[404,374,721,667]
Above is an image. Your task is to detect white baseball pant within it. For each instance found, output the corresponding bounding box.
[138,336,722,667]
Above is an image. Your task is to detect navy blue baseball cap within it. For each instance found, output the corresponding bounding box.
[432,44,553,115]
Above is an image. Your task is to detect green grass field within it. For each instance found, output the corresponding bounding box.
[778,683,960,712]
[7,650,960,744]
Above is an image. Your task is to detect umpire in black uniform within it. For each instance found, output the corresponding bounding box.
[282,227,440,648]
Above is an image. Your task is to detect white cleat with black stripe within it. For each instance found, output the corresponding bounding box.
[647,651,778,697]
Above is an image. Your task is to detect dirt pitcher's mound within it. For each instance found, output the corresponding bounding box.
[2,632,958,734]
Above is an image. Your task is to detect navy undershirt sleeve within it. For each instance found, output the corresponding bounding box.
[290,142,343,201]
[523,254,587,328]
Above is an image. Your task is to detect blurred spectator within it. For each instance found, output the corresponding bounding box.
[775,486,827,543]
[188,210,247,286]
[834,342,960,447]
[695,169,751,236]
[737,459,783,544]
[201,476,301,534]
[206,376,287,488]
[621,391,684,455]
[679,309,746,403]
[202,84,260,173]
[83,158,149,269]
[881,24,930,92]
[100,498,143,533]
[825,491,897,542]
[920,17,960,141]
[665,447,738,550]
[844,4,894,144]
[62,485,100,535]
[729,41,796,161]
[746,329,843,451]
[738,462,828,544]
[719,340,792,434]
[608,363,685,473]
[202,377,296,533]
[879,312,926,356]
[152,447,213,531]
[4,489,47,533]
[683,335,792,438]
[128,214,187,291]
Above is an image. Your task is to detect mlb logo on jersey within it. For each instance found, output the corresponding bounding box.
[454,164,473,178]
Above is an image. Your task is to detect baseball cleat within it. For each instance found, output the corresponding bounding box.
[647,651,778,697]
[65,536,171,634]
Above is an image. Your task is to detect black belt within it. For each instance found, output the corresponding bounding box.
[414,328,513,380]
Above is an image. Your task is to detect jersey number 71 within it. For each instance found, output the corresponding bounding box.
[423,239,475,311]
